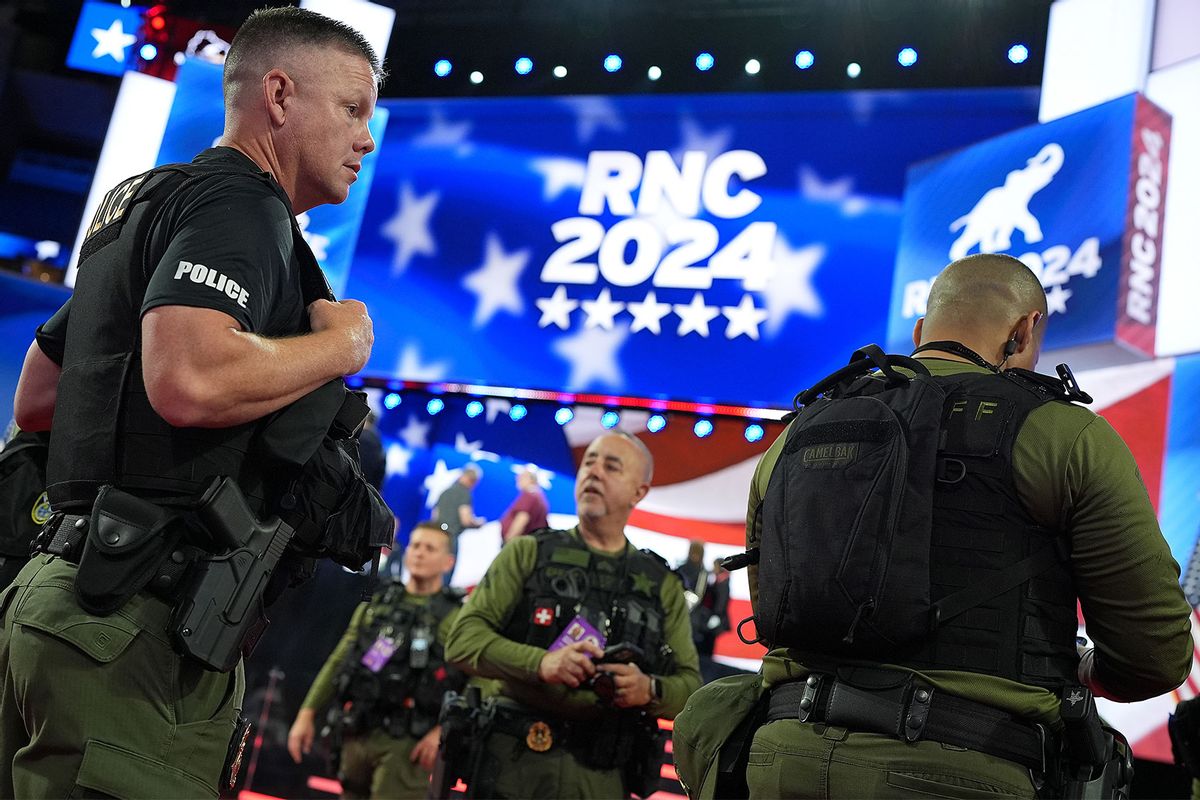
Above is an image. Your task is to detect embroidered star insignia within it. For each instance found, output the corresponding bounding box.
[632,572,657,597]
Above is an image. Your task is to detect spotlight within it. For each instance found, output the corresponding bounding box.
[794,50,815,70]
[647,65,662,81]
[426,398,445,415]
[647,414,667,433]
[139,43,158,60]
[744,423,764,443]
[383,393,402,410]
[553,65,567,78]
[469,71,484,84]
[1008,44,1029,64]
[514,57,533,75]
[465,400,484,418]
[434,59,452,77]
[897,47,918,68]
[604,54,623,73]
[600,410,620,429]
[744,58,760,75]
[693,419,714,438]
[149,14,166,31]
[509,404,528,422]
[555,407,574,425]
[846,62,861,79]
[695,52,715,72]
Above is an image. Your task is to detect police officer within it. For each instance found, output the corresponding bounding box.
[288,522,466,799]
[444,432,701,798]
[676,253,1194,798]
[0,8,380,798]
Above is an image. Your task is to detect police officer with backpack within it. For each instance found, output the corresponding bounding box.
[674,253,1193,799]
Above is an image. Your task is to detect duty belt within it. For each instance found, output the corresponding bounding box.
[768,674,1047,772]
[31,512,195,603]
[489,702,582,754]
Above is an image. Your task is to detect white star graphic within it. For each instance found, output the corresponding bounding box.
[399,416,431,450]
[672,118,734,164]
[423,460,463,509]
[722,294,770,340]
[761,236,826,337]
[512,463,555,491]
[581,288,625,330]
[627,290,672,335]
[799,165,869,217]
[673,292,721,338]
[91,19,137,62]
[1045,283,1073,315]
[531,158,587,201]
[454,432,482,454]
[553,323,630,390]
[462,232,531,328]
[412,110,473,156]
[296,213,330,261]
[395,344,449,382]
[536,286,578,330]
[470,449,502,463]
[559,96,625,143]
[381,183,439,276]
[385,443,413,477]
[485,399,512,424]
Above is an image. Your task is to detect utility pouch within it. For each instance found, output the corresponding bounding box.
[74,485,183,615]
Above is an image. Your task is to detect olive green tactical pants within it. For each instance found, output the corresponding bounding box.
[338,728,429,800]
[0,555,244,799]
[482,729,626,799]
[746,719,1037,799]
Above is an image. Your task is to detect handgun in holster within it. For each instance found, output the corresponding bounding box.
[1051,685,1133,800]
[170,476,296,672]
[429,686,491,800]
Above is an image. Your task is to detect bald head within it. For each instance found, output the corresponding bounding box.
[222,6,384,114]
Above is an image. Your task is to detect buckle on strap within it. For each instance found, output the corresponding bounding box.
[904,685,933,743]
[797,673,824,723]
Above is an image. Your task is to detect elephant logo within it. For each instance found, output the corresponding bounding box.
[948,143,1064,260]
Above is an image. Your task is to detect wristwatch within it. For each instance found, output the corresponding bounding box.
[650,675,663,701]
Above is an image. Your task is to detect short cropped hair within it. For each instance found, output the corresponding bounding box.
[223,5,386,102]
[408,520,450,547]
[610,431,654,483]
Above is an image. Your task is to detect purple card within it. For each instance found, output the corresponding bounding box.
[361,635,397,672]
[548,615,606,652]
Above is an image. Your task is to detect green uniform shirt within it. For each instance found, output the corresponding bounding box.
[445,527,701,720]
[747,359,1193,725]
[302,589,460,713]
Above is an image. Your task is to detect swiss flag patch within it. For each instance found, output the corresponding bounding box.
[533,607,555,627]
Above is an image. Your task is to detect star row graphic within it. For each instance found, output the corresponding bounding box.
[536,286,771,340]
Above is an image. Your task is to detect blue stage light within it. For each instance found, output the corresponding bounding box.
[795,50,815,70]
[514,57,533,75]
[744,423,764,443]
[647,414,667,433]
[465,400,484,418]
[693,419,714,438]
[897,47,918,67]
[140,43,158,61]
[509,404,528,422]
[426,398,445,415]
[555,407,574,425]
[383,393,402,410]
[1008,44,1029,64]
[434,59,452,77]
[600,410,620,429]
[695,52,714,72]
[604,54,622,73]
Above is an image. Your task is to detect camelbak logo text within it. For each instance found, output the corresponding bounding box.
[173,260,250,308]
[801,443,858,469]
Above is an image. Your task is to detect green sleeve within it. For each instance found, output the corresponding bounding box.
[1015,405,1193,701]
[444,535,546,682]
[653,572,702,718]
[302,601,369,712]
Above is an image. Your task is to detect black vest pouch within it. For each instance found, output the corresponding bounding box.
[75,485,183,615]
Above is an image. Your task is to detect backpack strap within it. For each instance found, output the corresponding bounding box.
[794,344,929,409]
[929,540,1065,627]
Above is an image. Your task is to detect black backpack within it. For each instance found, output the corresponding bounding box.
[0,430,52,558]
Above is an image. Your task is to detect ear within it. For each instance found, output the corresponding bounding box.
[631,481,650,508]
[1011,311,1043,354]
[912,317,925,349]
[263,68,293,128]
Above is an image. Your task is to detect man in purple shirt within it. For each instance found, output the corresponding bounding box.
[500,465,549,543]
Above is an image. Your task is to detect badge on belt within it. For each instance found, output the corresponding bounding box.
[526,720,553,752]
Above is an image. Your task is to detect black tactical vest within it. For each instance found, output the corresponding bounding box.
[502,528,675,674]
[336,583,466,735]
[892,369,1079,687]
[46,156,318,513]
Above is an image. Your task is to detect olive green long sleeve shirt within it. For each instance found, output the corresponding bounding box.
[748,360,1193,724]
[445,527,701,720]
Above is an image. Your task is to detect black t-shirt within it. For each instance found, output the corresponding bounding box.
[38,147,307,361]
